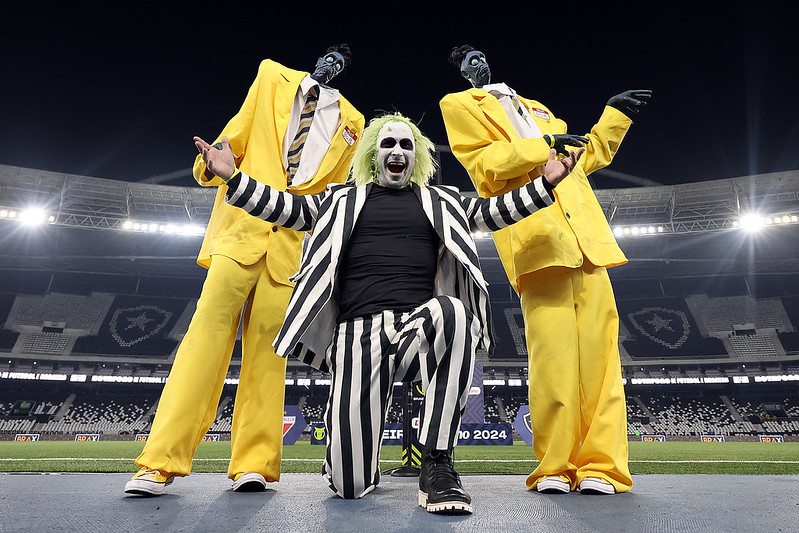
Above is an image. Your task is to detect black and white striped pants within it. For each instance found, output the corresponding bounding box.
[322,295,480,499]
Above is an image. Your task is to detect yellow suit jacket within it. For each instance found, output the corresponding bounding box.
[440,88,631,291]
[193,59,364,286]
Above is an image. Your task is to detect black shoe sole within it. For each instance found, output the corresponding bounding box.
[233,481,267,493]
[418,490,473,514]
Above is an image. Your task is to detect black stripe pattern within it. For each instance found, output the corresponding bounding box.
[223,173,555,364]
[286,85,319,186]
[321,296,479,499]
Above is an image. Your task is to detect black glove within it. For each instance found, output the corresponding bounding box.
[607,89,652,115]
[542,134,589,157]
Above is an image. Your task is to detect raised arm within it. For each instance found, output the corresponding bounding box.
[578,89,651,176]
[194,135,321,231]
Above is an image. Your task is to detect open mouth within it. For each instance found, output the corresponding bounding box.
[387,161,406,174]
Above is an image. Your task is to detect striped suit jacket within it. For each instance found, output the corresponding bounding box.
[224,172,556,372]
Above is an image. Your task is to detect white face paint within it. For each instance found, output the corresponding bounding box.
[376,122,415,188]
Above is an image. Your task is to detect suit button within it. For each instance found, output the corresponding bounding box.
[565,212,571,219]
[272,226,278,232]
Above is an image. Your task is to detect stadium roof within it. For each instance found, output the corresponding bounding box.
[2,164,799,283]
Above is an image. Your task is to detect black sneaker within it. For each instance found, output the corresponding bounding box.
[418,448,473,514]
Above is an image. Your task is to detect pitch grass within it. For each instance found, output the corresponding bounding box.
[1,441,797,475]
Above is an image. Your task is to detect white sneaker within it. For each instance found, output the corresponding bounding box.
[536,475,570,494]
[124,467,175,496]
[232,472,267,492]
[579,477,616,495]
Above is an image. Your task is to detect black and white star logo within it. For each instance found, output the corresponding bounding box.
[628,307,690,349]
[109,305,173,348]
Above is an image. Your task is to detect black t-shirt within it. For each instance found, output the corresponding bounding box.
[336,185,440,322]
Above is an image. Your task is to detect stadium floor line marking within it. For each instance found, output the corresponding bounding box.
[2,458,798,464]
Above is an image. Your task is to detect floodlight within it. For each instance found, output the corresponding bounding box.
[738,213,764,233]
[19,207,48,226]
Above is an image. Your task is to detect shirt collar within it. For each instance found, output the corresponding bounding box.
[300,74,340,107]
[482,82,516,98]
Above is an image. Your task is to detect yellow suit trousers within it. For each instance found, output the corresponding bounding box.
[519,262,632,493]
[135,254,290,480]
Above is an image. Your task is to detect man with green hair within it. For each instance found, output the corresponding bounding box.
[193,113,583,514]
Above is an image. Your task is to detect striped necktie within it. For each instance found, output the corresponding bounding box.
[512,96,526,118]
[286,85,320,186]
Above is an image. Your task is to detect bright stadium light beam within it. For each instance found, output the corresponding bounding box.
[120,218,206,236]
[19,207,49,226]
[738,213,764,233]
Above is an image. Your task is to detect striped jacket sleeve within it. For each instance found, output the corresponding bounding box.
[439,176,556,232]
[224,171,323,231]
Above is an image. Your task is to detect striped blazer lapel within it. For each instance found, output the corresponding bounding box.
[275,183,369,368]
[415,185,493,354]
[413,184,449,246]
[423,186,487,291]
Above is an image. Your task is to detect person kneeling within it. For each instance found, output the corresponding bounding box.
[194,113,582,514]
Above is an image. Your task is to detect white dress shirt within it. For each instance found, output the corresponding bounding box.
[282,75,342,187]
[482,82,543,140]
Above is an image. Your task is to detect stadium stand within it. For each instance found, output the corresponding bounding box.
[71,294,188,357]
[0,328,20,353]
[8,292,114,331]
[0,293,20,352]
[618,296,728,359]
[625,398,649,436]
[209,396,234,433]
[497,392,527,424]
[727,332,784,359]
[1,378,798,438]
[2,164,799,441]
[301,396,327,425]
[686,294,793,333]
[38,394,151,435]
[486,300,526,360]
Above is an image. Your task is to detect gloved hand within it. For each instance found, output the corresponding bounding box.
[542,134,590,157]
[607,89,652,115]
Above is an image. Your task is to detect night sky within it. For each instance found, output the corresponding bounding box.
[2,3,797,192]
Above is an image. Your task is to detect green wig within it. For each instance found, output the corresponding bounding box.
[349,113,437,187]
